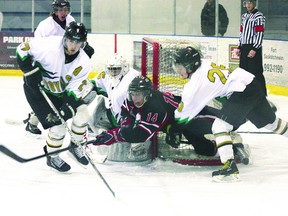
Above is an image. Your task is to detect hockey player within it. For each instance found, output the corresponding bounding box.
[34,0,74,38]
[169,46,288,182]
[91,76,236,158]
[25,0,94,136]
[88,53,141,132]
[16,21,92,172]
[34,0,94,59]
[83,54,143,161]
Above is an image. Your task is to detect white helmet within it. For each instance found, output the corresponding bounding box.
[106,53,129,86]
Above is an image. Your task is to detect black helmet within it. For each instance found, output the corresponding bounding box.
[129,76,153,93]
[173,46,201,73]
[64,21,87,42]
[128,76,153,106]
[52,0,71,12]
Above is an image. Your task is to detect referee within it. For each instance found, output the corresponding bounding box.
[236,0,266,95]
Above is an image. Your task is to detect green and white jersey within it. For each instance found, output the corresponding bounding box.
[16,36,91,99]
[175,60,255,124]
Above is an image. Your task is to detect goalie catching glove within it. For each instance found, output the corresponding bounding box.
[92,128,125,146]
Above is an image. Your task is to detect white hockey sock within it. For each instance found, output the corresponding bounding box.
[264,117,288,138]
[212,118,234,163]
[214,132,234,163]
[46,124,66,152]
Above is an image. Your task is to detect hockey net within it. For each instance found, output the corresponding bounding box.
[141,37,223,166]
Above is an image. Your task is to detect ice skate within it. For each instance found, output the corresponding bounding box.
[46,154,71,172]
[233,143,250,165]
[212,159,240,182]
[25,112,42,135]
[68,141,89,165]
[25,122,42,135]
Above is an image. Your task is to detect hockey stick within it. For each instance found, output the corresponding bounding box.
[236,131,273,134]
[38,85,115,198]
[0,140,94,163]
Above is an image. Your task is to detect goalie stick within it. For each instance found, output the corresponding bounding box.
[38,85,115,198]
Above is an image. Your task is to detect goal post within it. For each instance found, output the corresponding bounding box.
[141,37,224,166]
[141,37,160,90]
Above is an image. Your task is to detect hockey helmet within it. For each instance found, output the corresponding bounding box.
[105,54,129,87]
[172,46,202,74]
[52,0,71,12]
[64,21,87,43]
[128,76,153,108]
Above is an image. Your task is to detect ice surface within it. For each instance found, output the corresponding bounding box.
[0,77,288,216]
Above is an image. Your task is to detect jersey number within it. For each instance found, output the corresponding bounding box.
[146,112,158,122]
[207,63,232,84]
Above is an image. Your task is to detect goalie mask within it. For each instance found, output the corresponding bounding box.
[106,54,129,87]
[128,76,153,108]
[172,46,202,78]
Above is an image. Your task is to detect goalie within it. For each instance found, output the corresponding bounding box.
[83,53,145,162]
[91,76,249,162]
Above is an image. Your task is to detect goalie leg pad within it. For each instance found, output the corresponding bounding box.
[90,96,112,131]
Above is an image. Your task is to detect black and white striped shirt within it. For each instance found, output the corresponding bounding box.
[239,9,265,50]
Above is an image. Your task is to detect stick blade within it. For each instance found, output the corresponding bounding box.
[0,145,28,163]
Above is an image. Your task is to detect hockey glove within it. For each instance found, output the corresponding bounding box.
[24,67,42,88]
[45,103,76,125]
[165,132,182,148]
[92,128,125,146]
[165,124,182,148]
[83,42,95,58]
[46,113,62,125]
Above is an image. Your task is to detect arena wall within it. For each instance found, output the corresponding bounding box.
[0,33,287,96]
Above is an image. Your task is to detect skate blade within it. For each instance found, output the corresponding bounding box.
[48,167,72,174]
[25,132,43,139]
[212,174,240,183]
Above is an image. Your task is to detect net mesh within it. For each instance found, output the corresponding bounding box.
[141,37,221,165]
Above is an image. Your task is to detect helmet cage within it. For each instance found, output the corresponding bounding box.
[106,54,129,86]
